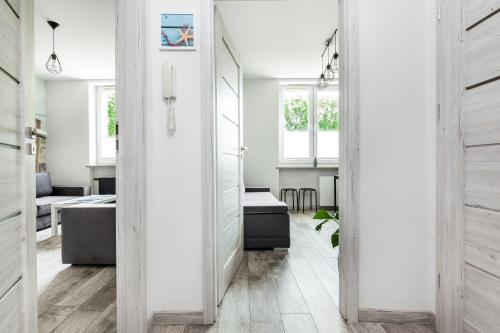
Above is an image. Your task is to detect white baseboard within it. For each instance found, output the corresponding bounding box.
[358,308,435,326]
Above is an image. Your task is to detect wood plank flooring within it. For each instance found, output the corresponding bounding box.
[36,227,116,333]
[154,212,436,333]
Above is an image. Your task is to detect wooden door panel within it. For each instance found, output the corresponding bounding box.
[220,117,239,155]
[0,148,21,219]
[222,187,239,230]
[218,40,239,95]
[465,12,500,88]
[222,154,239,191]
[463,79,500,146]
[222,217,240,264]
[465,145,500,210]
[0,70,20,146]
[464,0,500,29]
[0,279,24,333]
[0,215,22,301]
[218,80,239,125]
[464,265,500,332]
[0,0,20,80]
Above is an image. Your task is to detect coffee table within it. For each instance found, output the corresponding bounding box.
[50,194,116,236]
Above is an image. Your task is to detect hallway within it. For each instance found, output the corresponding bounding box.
[154,213,436,333]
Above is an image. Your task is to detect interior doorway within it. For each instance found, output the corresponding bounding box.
[204,0,360,328]
[33,1,118,332]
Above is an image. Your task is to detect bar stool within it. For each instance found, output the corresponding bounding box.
[280,188,299,212]
[298,187,318,213]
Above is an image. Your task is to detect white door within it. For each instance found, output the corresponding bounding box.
[438,1,500,332]
[0,0,31,331]
[215,9,244,304]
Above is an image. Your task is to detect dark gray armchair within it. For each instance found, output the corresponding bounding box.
[61,204,116,265]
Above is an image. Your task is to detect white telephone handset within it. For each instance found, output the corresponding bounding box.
[162,62,177,131]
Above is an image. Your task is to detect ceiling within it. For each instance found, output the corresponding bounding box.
[216,0,338,79]
[35,0,115,80]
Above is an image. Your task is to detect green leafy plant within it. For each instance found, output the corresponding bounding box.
[107,94,116,137]
[284,97,309,131]
[313,210,339,248]
[318,96,339,131]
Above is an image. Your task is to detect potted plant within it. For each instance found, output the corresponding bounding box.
[313,210,339,248]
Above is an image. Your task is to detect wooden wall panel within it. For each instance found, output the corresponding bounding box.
[0,215,22,300]
[465,145,500,211]
[0,0,20,80]
[464,0,500,29]
[463,79,500,146]
[464,265,500,332]
[0,148,21,219]
[0,70,20,146]
[0,279,24,333]
[465,12,500,87]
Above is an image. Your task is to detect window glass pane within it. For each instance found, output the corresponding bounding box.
[317,90,339,159]
[283,89,310,159]
[99,88,116,160]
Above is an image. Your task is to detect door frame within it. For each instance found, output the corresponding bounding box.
[435,1,465,332]
[200,0,361,323]
[22,0,148,331]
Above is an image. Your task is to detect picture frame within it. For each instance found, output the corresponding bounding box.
[160,13,195,51]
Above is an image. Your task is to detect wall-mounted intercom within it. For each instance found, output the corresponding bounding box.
[162,62,177,132]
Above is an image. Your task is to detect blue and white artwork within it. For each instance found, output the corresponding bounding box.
[160,14,194,50]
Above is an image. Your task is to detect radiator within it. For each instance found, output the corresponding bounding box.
[318,176,335,207]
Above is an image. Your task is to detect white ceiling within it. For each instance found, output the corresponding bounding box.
[216,0,338,79]
[35,0,115,80]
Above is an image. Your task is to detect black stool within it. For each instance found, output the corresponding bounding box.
[298,188,318,213]
[280,188,299,211]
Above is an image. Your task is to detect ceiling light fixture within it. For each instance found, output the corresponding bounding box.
[317,29,338,90]
[46,20,62,74]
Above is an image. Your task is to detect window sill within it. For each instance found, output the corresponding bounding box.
[86,164,116,168]
[276,164,338,170]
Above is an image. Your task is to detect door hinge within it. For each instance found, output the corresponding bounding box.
[437,104,441,120]
[438,273,441,288]
[437,6,441,21]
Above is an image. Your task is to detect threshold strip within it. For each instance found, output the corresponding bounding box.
[3,0,19,19]
[466,75,500,91]
[466,8,500,32]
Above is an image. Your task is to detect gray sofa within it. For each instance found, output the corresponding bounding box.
[61,204,116,265]
[36,173,90,231]
[244,188,290,249]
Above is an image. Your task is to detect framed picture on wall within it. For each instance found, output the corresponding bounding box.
[160,14,195,50]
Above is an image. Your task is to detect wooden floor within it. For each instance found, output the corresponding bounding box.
[36,213,435,333]
[153,212,436,333]
[36,226,117,333]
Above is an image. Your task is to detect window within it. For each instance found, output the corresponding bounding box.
[96,86,116,164]
[279,85,339,165]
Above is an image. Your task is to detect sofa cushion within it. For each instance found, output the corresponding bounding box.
[36,173,53,197]
[36,196,77,217]
[244,192,288,214]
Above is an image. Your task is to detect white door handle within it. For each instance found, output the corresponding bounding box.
[241,146,248,152]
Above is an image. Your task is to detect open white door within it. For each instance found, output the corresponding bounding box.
[0,0,35,331]
[215,8,244,304]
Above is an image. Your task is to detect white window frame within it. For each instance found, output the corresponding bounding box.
[279,84,339,166]
[96,85,116,165]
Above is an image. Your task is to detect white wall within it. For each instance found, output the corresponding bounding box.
[243,79,280,196]
[358,0,436,312]
[46,80,91,186]
[145,0,204,315]
[45,80,116,187]
[143,0,436,317]
[35,78,47,130]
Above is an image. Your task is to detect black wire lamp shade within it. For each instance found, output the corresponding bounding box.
[46,20,62,74]
[317,29,338,90]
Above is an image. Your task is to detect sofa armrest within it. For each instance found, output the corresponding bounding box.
[245,187,271,193]
[52,186,91,197]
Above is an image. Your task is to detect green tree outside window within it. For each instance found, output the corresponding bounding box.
[284,97,309,131]
[107,93,116,137]
[318,96,338,131]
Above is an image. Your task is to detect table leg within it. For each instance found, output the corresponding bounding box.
[51,206,58,237]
